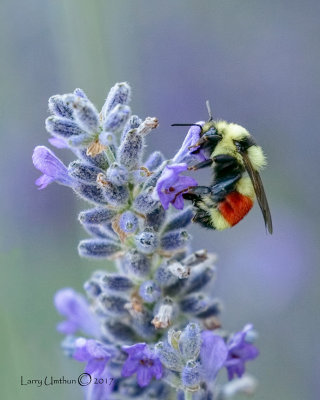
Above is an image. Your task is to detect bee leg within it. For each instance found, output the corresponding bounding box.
[186,185,212,196]
[188,136,209,149]
[188,132,220,150]
[188,159,213,171]
[192,210,214,229]
[213,154,237,165]
[211,174,241,202]
[182,185,211,202]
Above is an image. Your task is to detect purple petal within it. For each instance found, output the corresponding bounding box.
[156,163,198,211]
[235,343,259,360]
[122,343,147,356]
[35,174,55,190]
[85,359,106,375]
[136,366,153,387]
[225,325,259,380]
[32,146,73,187]
[173,194,184,210]
[73,338,90,361]
[200,331,228,380]
[56,320,77,334]
[226,362,245,380]
[173,122,207,164]
[85,368,114,400]
[54,288,100,337]
[48,137,69,149]
[152,358,163,379]
[121,358,139,377]
[87,340,112,360]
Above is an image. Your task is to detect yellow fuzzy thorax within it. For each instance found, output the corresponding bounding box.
[204,120,267,171]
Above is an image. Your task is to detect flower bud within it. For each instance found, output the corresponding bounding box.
[152,297,176,329]
[155,342,183,372]
[143,160,169,189]
[183,250,217,267]
[163,207,194,233]
[48,95,74,119]
[185,264,216,294]
[155,264,178,287]
[66,95,99,133]
[136,117,159,136]
[131,310,156,340]
[99,130,116,146]
[160,230,191,251]
[83,279,102,299]
[179,323,201,362]
[181,361,201,391]
[122,250,151,277]
[46,116,88,138]
[75,183,109,205]
[180,293,211,314]
[68,160,103,184]
[144,203,166,231]
[131,167,153,184]
[76,148,109,170]
[121,115,142,141]
[78,208,116,225]
[144,151,165,172]
[167,261,190,279]
[74,88,88,99]
[195,299,222,319]
[99,294,128,316]
[117,129,143,170]
[106,163,129,185]
[164,277,188,297]
[82,224,110,239]
[78,239,121,259]
[103,319,138,344]
[135,230,159,254]
[119,211,139,234]
[133,188,158,214]
[139,281,161,303]
[102,82,131,116]
[97,174,129,207]
[103,104,131,132]
[102,274,134,292]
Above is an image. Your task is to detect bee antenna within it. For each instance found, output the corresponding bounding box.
[206,100,213,121]
[171,123,203,130]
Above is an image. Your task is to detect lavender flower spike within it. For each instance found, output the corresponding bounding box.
[155,163,198,210]
[122,343,163,387]
[34,83,261,400]
[32,146,73,189]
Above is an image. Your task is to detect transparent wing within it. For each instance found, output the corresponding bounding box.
[240,151,273,234]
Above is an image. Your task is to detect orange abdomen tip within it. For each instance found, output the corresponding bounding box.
[218,192,254,226]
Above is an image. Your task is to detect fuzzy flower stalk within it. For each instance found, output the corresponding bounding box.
[33,83,259,399]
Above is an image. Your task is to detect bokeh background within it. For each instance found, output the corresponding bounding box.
[1,0,319,399]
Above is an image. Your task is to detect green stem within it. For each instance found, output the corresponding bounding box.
[184,390,193,400]
[104,145,116,165]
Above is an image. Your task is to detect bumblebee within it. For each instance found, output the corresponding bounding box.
[172,102,273,233]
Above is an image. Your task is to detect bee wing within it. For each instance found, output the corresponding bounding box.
[240,151,273,234]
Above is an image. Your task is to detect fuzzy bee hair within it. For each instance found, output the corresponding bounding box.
[178,118,273,233]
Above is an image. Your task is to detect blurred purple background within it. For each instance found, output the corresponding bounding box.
[1,1,319,399]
